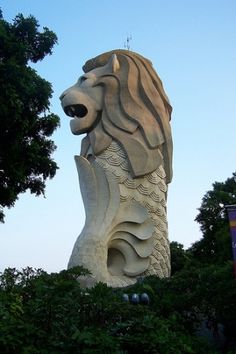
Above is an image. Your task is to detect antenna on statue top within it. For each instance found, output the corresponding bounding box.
[124,34,132,51]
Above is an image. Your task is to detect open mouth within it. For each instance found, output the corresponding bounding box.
[64,104,88,118]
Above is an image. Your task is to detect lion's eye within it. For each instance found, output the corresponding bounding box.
[79,76,87,83]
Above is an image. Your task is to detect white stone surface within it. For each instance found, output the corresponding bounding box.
[60,50,173,287]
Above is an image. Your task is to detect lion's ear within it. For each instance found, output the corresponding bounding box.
[108,54,120,73]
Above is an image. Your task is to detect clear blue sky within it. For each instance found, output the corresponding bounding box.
[1,0,236,272]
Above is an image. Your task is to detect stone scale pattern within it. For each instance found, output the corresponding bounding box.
[96,141,170,278]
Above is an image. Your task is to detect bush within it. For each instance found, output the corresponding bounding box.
[0,264,235,353]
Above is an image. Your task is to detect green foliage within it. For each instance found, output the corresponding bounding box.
[189,173,236,265]
[1,264,235,353]
[170,241,191,275]
[0,11,60,222]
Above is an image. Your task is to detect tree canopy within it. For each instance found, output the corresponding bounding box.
[170,241,191,275]
[189,173,236,265]
[1,264,235,353]
[0,11,60,222]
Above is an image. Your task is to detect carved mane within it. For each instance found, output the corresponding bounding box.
[83,49,173,183]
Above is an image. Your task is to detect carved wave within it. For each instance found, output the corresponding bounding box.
[68,155,156,285]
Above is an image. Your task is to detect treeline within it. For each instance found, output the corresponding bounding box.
[0,261,235,353]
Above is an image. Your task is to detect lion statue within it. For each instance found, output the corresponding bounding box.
[60,49,173,288]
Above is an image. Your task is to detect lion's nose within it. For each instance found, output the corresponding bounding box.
[59,92,66,101]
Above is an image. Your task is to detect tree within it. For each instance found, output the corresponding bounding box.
[0,266,219,353]
[0,11,60,222]
[170,241,191,275]
[189,173,236,265]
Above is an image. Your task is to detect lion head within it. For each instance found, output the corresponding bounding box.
[60,49,173,183]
